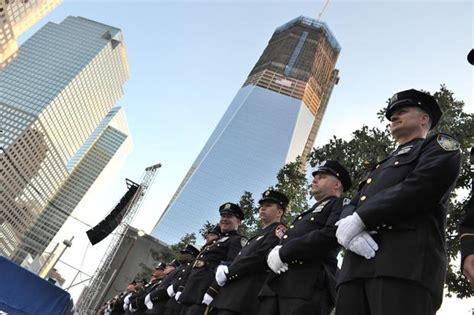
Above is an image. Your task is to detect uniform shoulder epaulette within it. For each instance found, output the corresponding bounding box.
[274,224,287,240]
[435,133,460,151]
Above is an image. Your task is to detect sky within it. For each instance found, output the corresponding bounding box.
[16,0,473,311]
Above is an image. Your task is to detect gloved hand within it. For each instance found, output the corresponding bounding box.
[167,284,176,297]
[129,303,137,312]
[267,245,288,274]
[145,293,153,310]
[347,231,379,259]
[202,293,213,305]
[175,291,182,302]
[215,265,229,286]
[336,212,366,248]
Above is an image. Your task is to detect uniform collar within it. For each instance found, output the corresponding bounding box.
[221,230,238,237]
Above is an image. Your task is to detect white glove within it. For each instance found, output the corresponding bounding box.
[145,293,153,310]
[347,231,379,259]
[175,291,182,302]
[202,293,213,305]
[129,303,137,312]
[215,265,229,286]
[267,245,288,274]
[336,212,366,248]
[167,284,176,297]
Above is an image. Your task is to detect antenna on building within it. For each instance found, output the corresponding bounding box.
[317,0,332,21]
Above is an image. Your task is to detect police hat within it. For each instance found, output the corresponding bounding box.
[385,89,442,129]
[154,262,166,270]
[206,224,221,236]
[180,244,200,257]
[312,160,352,192]
[219,202,244,220]
[468,49,474,65]
[128,280,137,285]
[258,190,289,210]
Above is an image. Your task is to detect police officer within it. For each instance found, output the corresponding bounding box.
[259,161,351,315]
[144,245,200,313]
[460,148,474,287]
[335,89,461,315]
[178,203,246,315]
[460,51,474,287]
[203,190,289,315]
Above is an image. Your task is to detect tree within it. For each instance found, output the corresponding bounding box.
[309,85,473,298]
[170,232,197,256]
[274,158,309,225]
[238,191,259,238]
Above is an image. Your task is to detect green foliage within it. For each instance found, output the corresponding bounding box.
[170,233,196,256]
[199,221,216,240]
[310,84,473,298]
[274,159,309,225]
[238,191,259,238]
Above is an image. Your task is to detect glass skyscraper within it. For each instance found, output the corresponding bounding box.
[151,16,341,245]
[0,0,62,68]
[0,16,131,263]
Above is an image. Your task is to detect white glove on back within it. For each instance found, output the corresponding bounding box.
[215,265,229,286]
[267,245,288,274]
[347,231,379,259]
[145,293,153,310]
[202,293,213,305]
[336,212,366,248]
[167,284,176,297]
[175,291,182,302]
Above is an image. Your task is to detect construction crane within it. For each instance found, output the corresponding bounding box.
[74,163,162,314]
[316,0,331,21]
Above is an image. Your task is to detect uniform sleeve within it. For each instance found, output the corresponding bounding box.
[340,191,360,219]
[205,280,220,299]
[279,198,343,263]
[226,229,282,280]
[175,264,193,293]
[356,138,461,230]
[223,235,244,263]
[460,198,474,269]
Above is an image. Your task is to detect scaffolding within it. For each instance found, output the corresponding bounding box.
[74,163,162,314]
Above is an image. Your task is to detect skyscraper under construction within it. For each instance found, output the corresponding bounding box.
[152,16,341,245]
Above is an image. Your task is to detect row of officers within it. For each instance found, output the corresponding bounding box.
[100,89,472,315]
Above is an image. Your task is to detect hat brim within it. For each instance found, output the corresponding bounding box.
[312,168,350,192]
[385,102,440,129]
[258,198,286,209]
[220,210,244,220]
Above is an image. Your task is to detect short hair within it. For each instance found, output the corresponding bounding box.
[413,107,432,130]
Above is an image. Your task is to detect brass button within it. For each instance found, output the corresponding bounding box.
[299,261,303,265]
[360,196,367,201]
[394,161,399,165]
[367,178,372,184]
[388,226,393,230]
[310,217,315,221]
[376,164,380,169]
[290,225,294,229]
[298,216,302,220]
[283,235,288,239]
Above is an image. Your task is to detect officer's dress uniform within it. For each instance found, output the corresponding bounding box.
[337,134,461,315]
[460,148,474,275]
[178,230,244,315]
[164,261,195,315]
[146,264,188,314]
[259,197,346,315]
[129,282,161,315]
[208,222,287,315]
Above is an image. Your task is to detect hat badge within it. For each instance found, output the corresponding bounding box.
[264,191,270,196]
[224,203,231,209]
[320,161,326,167]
